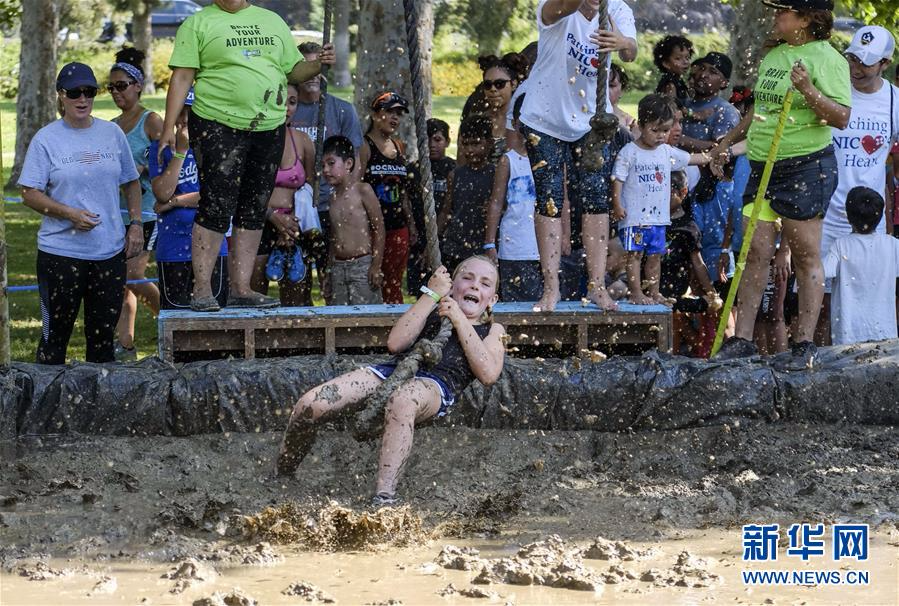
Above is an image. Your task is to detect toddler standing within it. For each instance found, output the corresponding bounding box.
[612,94,709,305]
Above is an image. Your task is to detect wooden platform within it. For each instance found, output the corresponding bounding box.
[158,301,672,361]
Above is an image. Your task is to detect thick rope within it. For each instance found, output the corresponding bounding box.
[352,0,453,441]
[311,1,333,207]
[580,0,619,172]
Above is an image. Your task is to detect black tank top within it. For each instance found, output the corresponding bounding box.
[401,313,494,398]
[364,135,408,231]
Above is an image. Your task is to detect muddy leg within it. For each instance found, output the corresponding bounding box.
[277,368,381,476]
[374,379,442,498]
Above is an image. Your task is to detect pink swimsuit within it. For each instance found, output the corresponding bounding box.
[274,131,306,190]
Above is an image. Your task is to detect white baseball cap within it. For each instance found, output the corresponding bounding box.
[845,26,895,67]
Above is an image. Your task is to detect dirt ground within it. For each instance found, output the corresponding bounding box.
[1,422,897,604]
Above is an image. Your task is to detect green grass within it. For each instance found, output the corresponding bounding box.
[0,89,643,363]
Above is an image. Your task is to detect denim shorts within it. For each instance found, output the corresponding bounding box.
[619,225,667,255]
[743,146,837,221]
[521,124,611,218]
[368,364,454,417]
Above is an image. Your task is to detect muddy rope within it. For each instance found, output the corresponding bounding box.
[351,0,453,440]
[311,0,333,206]
[579,0,620,172]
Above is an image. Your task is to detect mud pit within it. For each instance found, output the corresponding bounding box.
[1,423,897,604]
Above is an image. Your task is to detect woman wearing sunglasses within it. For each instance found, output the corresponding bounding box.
[109,47,164,361]
[18,62,144,365]
[477,53,530,164]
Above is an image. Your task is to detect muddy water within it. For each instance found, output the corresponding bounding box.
[2,530,896,605]
[2,425,898,604]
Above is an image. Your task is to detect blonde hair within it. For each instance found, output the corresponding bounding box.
[451,254,499,324]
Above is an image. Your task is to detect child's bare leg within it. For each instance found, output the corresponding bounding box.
[374,379,442,498]
[582,213,618,311]
[644,254,670,306]
[626,251,652,305]
[277,368,381,476]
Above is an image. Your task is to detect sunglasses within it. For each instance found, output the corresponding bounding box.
[63,87,99,100]
[482,78,511,90]
[106,80,135,93]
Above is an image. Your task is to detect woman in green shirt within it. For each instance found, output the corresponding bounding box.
[711,0,850,368]
[160,0,334,311]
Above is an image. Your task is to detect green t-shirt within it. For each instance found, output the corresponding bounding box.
[169,4,301,132]
[747,41,851,162]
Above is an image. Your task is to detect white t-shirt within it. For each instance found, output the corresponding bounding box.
[520,0,636,142]
[823,232,899,345]
[612,142,690,228]
[499,150,539,261]
[823,79,899,251]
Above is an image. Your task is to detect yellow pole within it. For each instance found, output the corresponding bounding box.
[710,88,795,358]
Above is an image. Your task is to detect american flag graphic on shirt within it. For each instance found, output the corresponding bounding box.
[78,151,102,164]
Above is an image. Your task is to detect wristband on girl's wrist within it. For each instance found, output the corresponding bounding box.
[173,151,187,160]
[420,285,442,303]
[482,242,496,250]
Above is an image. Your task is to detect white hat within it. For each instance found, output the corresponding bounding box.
[845,26,895,67]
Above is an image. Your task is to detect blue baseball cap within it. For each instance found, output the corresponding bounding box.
[56,62,98,92]
[185,87,195,106]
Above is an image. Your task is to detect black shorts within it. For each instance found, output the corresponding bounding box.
[190,113,285,233]
[744,146,837,221]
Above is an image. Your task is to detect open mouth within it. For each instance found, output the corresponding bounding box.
[463,294,479,304]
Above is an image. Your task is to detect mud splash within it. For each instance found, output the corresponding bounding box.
[240,502,429,551]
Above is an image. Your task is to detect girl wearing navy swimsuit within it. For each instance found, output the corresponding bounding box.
[277,255,506,506]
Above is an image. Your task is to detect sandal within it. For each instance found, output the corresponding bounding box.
[190,295,221,312]
[226,293,280,309]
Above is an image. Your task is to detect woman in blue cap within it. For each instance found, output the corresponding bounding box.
[18,62,144,364]
[712,0,851,369]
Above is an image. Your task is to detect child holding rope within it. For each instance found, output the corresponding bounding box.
[277,256,506,506]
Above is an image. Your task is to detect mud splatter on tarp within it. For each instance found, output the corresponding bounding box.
[193,587,258,606]
[5,341,898,437]
[241,501,429,551]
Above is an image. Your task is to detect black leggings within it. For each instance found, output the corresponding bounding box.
[36,250,126,365]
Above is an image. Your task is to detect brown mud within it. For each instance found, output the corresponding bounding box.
[1,423,897,604]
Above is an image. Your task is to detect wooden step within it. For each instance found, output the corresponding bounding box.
[157,301,672,361]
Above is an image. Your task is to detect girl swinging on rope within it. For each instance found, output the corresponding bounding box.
[277,255,506,506]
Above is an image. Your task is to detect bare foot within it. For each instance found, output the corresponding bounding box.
[629,292,655,305]
[533,290,561,312]
[651,293,674,307]
[587,287,619,311]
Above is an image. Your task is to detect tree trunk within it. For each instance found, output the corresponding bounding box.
[728,1,772,87]
[333,0,352,87]
[131,0,155,95]
[6,0,59,190]
[467,0,516,56]
[354,0,433,162]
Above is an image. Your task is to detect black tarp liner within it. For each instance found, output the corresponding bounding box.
[1,340,897,437]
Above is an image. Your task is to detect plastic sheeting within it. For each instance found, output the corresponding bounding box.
[1,340,897,437]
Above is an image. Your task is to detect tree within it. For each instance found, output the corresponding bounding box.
[125,0,160,94]
[332,0,352,87]
[6,0,59,190]
[354,0,434,161]
[727,0,770,86]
